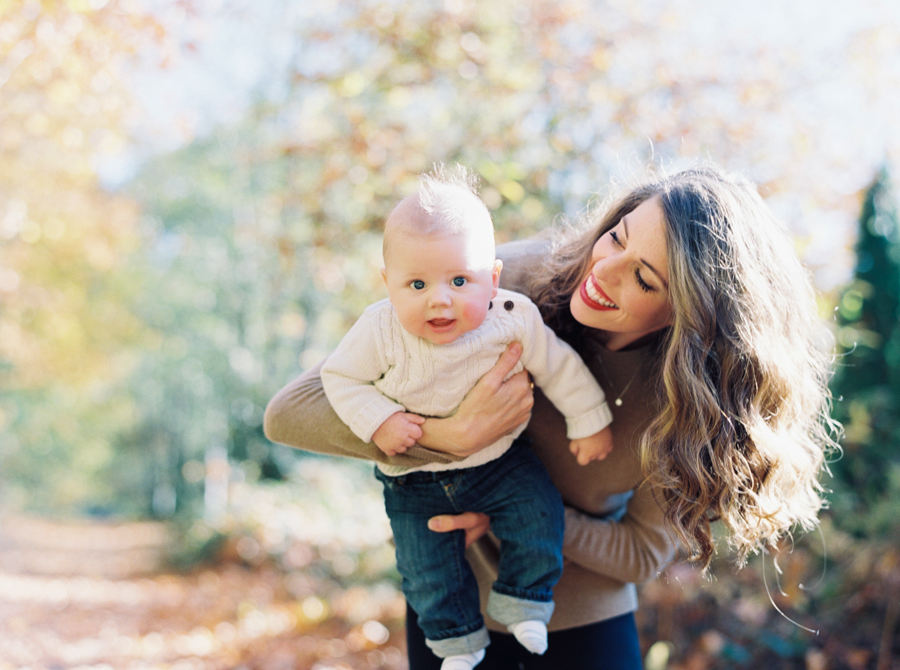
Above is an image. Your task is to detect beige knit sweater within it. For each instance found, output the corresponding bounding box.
[264,239,676,631]
[320,288,612,476]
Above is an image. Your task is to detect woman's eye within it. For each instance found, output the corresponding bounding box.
[452,277,467,287]
[411,280,426,290]
[609,230,625,248]
[634,268,653,293]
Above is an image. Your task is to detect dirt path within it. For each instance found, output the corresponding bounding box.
[0,515,407,670]
[2,513,894,670]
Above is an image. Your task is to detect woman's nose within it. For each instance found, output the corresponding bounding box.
[592,255,624,285]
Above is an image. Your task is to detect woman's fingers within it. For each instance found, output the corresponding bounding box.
[480,341,523,387]
[416,343,533,458]
[456,342,533,441]
[503,370,535,423]
[428,512,491,549]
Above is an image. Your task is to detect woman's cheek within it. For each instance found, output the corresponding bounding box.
[639,294,674,331]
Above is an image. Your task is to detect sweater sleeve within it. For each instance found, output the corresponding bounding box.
[562,485,678,583]
[263,358,459,467]
[319,308,409,443]
[518,300,613,439]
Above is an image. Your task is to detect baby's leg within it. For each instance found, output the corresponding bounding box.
[467,448,565,655]
[375,469,489,660]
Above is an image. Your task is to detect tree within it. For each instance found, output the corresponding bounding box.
[830,167,900,535]
[114,127,324,519]
[115,0,900,524]
[7,0,899,521]
[0,0,163,513]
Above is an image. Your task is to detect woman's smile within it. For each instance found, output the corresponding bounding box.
[581,274,617,310]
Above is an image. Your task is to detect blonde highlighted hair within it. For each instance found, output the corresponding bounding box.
[533,164,839,569]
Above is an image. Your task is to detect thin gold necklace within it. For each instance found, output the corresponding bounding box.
[597,355,640,407]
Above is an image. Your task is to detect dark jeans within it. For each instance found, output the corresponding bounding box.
[375,444,564,658]
[406,602,644,670]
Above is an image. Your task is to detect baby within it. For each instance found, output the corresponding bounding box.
[321,164,613,670]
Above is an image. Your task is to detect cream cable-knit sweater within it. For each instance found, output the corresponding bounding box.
[321,288,613,476]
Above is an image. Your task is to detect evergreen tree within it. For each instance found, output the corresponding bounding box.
[830,167,900,535]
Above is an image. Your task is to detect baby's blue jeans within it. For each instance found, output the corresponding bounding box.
[375,442,564,659]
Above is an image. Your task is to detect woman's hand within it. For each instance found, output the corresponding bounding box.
[428,512,491,549]
[417,342,534,458]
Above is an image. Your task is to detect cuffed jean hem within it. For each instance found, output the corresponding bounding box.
[424,626,490,658]
[486,590,555,626]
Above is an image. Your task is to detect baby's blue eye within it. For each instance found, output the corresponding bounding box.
[452,277,467,287]
[411,280,426,290]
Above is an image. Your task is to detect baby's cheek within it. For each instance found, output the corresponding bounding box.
[461,301,489,329]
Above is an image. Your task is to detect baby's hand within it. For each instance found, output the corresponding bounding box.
[372,412,426,456]
[569,426,614,466]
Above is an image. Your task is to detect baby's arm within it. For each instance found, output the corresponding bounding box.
[569,425,614,466]
[320,306,411,443]
[372,412,426,456]
[265,342,530,468]
[516,295,613,445]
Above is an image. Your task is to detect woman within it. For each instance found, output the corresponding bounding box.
[264,164,838,669]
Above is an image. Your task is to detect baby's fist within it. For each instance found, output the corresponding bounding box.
[569,426,614,466]
[372,412,425,456]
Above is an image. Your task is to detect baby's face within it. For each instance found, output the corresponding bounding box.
[382,229,500,345]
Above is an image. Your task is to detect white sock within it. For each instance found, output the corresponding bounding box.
[440,649,486,670]
[508,619,548,655]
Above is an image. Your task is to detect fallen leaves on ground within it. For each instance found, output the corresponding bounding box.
[1,456,897,670]
[0,533,407,670]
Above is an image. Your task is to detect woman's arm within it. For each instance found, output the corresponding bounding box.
[562,486,678,584]
[428,487,677,584]
[264,359,455,468]
[263,343,532,464]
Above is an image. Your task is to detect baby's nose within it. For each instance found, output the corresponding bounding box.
[429,286,452,306]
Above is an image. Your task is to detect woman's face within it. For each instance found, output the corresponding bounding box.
[569,196,674,350]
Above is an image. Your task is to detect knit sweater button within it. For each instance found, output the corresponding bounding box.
[504,300,514,311]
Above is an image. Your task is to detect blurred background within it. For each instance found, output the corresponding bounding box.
[1,0,899,668]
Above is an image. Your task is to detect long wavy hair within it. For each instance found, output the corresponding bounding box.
[532,164,840,569]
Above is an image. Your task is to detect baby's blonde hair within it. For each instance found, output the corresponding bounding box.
[383,164,494,262]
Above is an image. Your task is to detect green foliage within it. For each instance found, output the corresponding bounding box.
[0,0,162,516]
[829,168,900,536]
[114,126,328,518]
